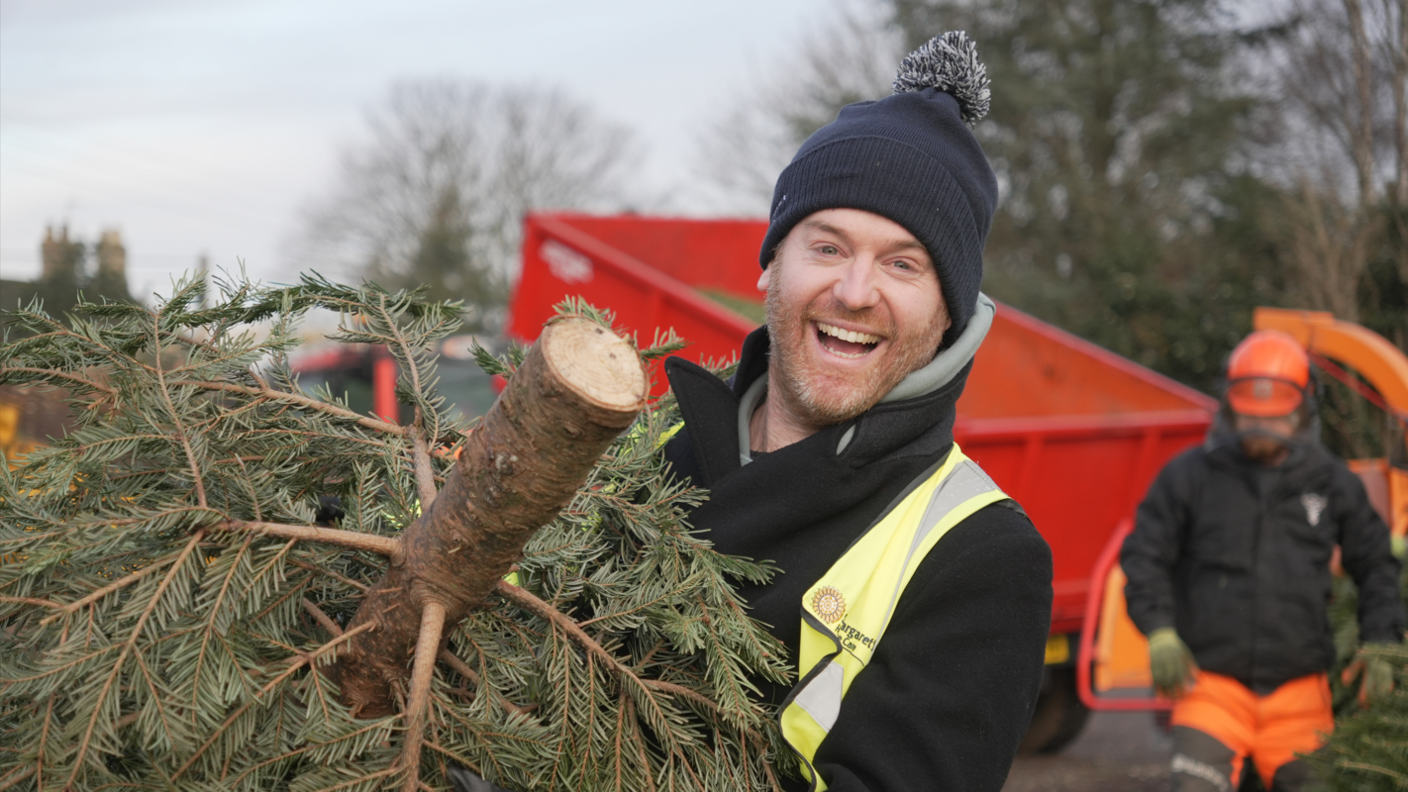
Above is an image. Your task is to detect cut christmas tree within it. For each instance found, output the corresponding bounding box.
[0,275,792,792]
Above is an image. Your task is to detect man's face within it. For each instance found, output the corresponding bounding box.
[760,208,950,427]
[1233,411,1300,465]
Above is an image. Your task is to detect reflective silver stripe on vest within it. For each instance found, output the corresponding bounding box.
[881,461,999,627]
[794,460,1000,736]
[794,661,845,732]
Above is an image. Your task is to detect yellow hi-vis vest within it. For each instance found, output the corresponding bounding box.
[778,445,1009,790]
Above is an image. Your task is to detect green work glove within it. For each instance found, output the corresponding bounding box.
[1148,627,1199,699]
[1341,642,1398,708]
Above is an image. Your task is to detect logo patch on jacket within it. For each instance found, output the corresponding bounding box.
[1301,493,1327,526]
[811,586,846,623]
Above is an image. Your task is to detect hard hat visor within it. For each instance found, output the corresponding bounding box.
[1226,376,1305,417]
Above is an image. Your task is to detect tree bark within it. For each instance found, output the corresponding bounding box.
[325,318,647,718]
[1343,0,1378,206]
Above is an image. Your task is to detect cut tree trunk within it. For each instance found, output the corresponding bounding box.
[325,317,648,718]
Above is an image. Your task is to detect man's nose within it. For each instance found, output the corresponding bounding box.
[832,256,881,311]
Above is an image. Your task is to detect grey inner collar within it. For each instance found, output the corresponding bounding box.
[734,293,995,464]
[737,374,769,466]
[881,293,994,404]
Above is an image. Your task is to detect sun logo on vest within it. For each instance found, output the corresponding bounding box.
[1301,493,1327,526]
[811,586,846,624]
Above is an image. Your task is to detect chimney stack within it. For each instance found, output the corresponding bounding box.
[40,226,70,281]
[97,230,127,280]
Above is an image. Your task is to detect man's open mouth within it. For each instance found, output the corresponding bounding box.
[816,321,882,359]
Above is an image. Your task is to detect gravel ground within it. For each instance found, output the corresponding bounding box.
[1003,710,1174,792]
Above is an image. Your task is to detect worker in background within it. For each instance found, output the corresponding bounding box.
[453,31,1053,792]
[1120,329,1406,792]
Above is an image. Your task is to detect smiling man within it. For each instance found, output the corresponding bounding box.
[659,32,1054,792]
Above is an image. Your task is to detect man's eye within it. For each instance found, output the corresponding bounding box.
[818,244,840,255]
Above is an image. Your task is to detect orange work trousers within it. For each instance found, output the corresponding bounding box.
[1171,671,1333,788]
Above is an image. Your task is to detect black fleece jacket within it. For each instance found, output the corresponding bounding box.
[662,327,1053,792]
[1121,426,1405,694]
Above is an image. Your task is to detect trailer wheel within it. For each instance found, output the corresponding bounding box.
[1017,666,1091,754]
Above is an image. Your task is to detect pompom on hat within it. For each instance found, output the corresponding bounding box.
[759,31,999,348]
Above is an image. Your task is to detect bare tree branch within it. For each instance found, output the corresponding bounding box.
[411,424,438,510]
[400,601,447,792]
[221,520,401,558]
[291,80,636,329]
[303,598,344,637]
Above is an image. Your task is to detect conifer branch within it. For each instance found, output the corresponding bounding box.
[152,317,208,508]
[171,619,377,782]
[401,601,446,792]
[434,648,536,716]
[131,638,183,751]
[4,326,156,374]
[410,423,437,510]
[0,765,36,791]
[0,596,64,610]
[249,569,311,624]
[227,718,394,788]
[188,536,260,729]
[38,552,180,625]
[496,579,731,722]
[221,519,401,558]
[378,293,424,398]
[169,379,407,436]
[110,458,260,483]
[626,694,658,792]
[66,530,206,791]
[291,558,370,591]
[303,597,344,637]
[34,693,56,792]
[436,648,476,684]
[3,283,787,788]
[232,453,264,520]
[0,366,116,395]
[1337,761,1408,785]
[755,733,785,792]
[497,580,614,666]
[241,426,400,451]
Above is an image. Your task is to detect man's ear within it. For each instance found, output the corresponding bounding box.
[757,267,771,292]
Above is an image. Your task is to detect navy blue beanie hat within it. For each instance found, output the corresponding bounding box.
[760,31,999,348]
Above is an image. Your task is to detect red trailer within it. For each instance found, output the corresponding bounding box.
[509,212,1219,751]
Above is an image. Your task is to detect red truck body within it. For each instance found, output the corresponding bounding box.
[509,213,1218,639]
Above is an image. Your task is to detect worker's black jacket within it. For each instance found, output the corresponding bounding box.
[1121,426,1405,694]
[662,326,1053,792]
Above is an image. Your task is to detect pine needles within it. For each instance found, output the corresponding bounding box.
[1310,567,1408,791]
[0,274,791,791]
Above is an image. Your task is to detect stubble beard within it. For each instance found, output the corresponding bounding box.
[1239,434,1290,465]
[764,269,946,428]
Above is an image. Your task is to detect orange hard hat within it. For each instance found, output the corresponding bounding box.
[1225,330,1310,417]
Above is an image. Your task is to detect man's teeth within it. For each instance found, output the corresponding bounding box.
[817,323,880,345]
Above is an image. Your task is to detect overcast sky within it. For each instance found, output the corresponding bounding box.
[0,0,837,301]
